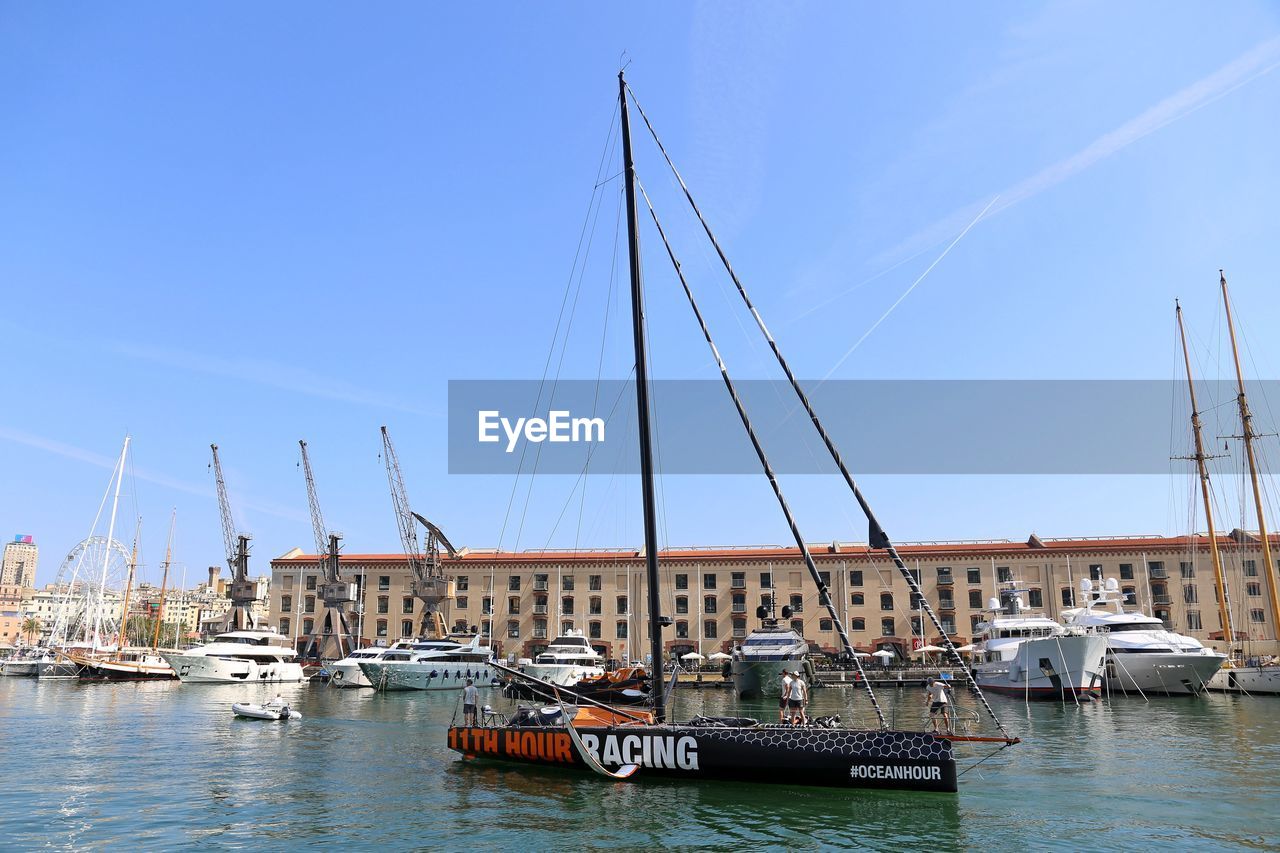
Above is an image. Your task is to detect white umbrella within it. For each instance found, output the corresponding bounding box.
[681,652,706,661]
[953,643,976,653]
[871,649,895,659]
[914,644,946,655]
[852,651,872,658]
[707,652,732,662]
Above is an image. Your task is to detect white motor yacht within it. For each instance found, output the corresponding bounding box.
[730,619,811,699]
[328,640,418,688]
[518,630,604,686]
[357,634,496,691]
[1061,577,1225,695]
[973,587,1107,699]
[1208,658,1280,695]
[159,629,305,684]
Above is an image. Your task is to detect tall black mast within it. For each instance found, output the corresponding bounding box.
[619,71,666,723]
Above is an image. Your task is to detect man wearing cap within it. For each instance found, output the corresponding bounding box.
[787,669,808,725]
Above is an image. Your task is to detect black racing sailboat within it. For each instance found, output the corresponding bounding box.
[447,71,1016,793]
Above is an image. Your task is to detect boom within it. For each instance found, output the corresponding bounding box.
[208,443,259,632]
[297,439,355,660]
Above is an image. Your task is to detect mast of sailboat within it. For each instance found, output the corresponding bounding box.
[117,518,141,649]
[1176,301,1233,645]
[619,70,667,722]
[152,509,175,650]
[1220,272,1280,636]
[91,436,130,649]
[625,88,1009,739]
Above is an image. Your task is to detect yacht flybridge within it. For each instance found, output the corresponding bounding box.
[446,71,1019,793]
[973,587,1107,699]
[159,629,304,684]
[521,631,606,687]
[1061,578,1225,695]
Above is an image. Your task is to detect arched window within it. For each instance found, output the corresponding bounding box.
[851,593,864,606]
[880,592,893,611]
[850,617,865,631]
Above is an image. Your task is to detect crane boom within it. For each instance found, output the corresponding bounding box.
[381,426,426,579]
[299,440,330,562]
[210,444,238,573]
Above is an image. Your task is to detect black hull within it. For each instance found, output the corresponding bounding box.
[78,669,177,682]
[448,724,956,792]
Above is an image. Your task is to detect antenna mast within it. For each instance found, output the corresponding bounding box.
[299,440,356,660]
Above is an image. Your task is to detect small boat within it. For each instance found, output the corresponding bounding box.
[232,700,301,721]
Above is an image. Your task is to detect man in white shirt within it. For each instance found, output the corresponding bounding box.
[779,671,793,722]
[463,679,479,726]
[788,670,808,726]
[925,677,952,734]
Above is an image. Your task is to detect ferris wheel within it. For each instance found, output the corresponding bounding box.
[46,535,132,647]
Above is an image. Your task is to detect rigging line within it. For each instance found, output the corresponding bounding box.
[820,195,999,382]
[513,119,622,551]
[626,86,1012,741]
[636,177,887,729]
[497,106,620,551]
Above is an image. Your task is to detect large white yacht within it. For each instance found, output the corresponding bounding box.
[973,587,1108,699]
[519,630,604,686]
[730,619,811,699]
[1061,577,1225,695]
[159,629,305,684]
[356,634,495,691]
[328,640,419,688]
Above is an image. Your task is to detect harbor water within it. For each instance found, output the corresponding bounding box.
[1,677,1277,850]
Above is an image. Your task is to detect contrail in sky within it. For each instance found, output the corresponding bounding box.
[821,195,999,381]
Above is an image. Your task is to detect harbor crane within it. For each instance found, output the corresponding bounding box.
[209,443,261,632]
[380,426,459,640]
[298,440,357,661]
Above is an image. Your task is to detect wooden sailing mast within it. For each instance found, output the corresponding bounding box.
[152,510,175,650]
[1176,301,1233,644]
[117,519,141,649]
[1220,272,1280,639]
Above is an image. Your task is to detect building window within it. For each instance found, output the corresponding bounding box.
[760,572,772,587]
[881,618,895,636]
[731,572,746,588]
[880,593,893,611]
[968,590,982,609]
[851,593,864,606]
[704,596,717,614]
[733,618,748,637]
[562,596,574,614]
[456,576,469,591]
[790,619,804,634]
[562,576,575,591]
[304,575,316,591]
[282,575,294,590]
[508,620,520,638]
[1183,585,1198,604]
[937,567,952,583]
[1061,588,1074,607]
[402,597,414,614]
[1119,563,1134,580]
[589,575,602,590]
[1244,560,1259,577]
[789,594,803,613]
[562,621,574,635]
[818,571,831,587]
[378,576,390,590]
[589,597,602,615]
[482,596,492,615]
[849,570,863,587]
[675,596,688,614]
[732,593,746,613]
[1247,582,1262,597]
[966,568,981,585]
[377,596,388,614]
[456,596,468,610]
[940,618,956,634]
[819,618,833,631]
[617,596,628,615]
[508,597,520,615]
[851,618,865,631]
[1180,562,1195,579]
[534,574,549,591]
[997,566,1012,583]
[615,621,628,639]
[1122,586,1136,604]
[303,596,315,614]
[1148,561,1166,578]
[508,576,521,591]
[589,621,601,639]
[1187,611,1202,631]
[401,620,412,638]
[675,620,688,638]
[704,621,718,639]
[703,573,717,590]
[1251,609,1266,624]
[1089,564,1103,582]
[675,574,688,590]
[281,595,293,612]
[279,617,290,636]
[1028,589,1043,608]
[376,620,387,638]
[971,615,983,632]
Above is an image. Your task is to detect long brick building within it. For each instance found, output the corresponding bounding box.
[268,530,1280,661]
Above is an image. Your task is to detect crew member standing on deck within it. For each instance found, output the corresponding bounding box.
[779,670,793,722]
[463,679,478,726]
[925,677,952,734]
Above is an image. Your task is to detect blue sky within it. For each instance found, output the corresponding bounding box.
[4,2,1280,586]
